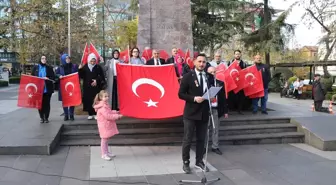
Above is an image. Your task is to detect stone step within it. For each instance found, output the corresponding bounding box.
[220,117,291,126]
[60,132,304,146]
[63,122,183,130]
[221,123,298,135]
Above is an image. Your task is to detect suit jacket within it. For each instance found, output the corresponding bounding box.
[32,64,55,94]
[178,71,211,122]
[146,58,165,65]
[166,56,174,64]
[207,75,228,118]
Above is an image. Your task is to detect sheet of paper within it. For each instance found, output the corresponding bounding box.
[202,86,222,100]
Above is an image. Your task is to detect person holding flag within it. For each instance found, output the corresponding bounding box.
[252,54,271,114]
[31,56,56,123]
[56,54,78,121]
[79,53,106,120]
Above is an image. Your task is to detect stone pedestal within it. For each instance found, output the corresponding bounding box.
[137,0,193,53]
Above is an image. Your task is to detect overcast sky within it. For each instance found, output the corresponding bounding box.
[255,0,322,49]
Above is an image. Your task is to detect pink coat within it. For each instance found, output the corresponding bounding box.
[94,101,120,139]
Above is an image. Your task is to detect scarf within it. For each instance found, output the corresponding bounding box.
[174,54,184,77]
[38,63,47,93]
[87,53,97,72]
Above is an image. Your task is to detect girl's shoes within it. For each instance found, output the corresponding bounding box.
[107,153,116,158]
[101,154,112,161]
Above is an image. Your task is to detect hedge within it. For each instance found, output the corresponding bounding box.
[9,76,21,84]
[0,80,9,87]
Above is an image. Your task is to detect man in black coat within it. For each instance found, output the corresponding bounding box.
[228,49,247,114]
[165,47,178,64]
[312,74,326,112]
[146,50,165,65]
[207,66,228,155]
[178,53,210,174]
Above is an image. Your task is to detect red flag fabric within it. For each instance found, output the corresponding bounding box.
[89,43,101,63]
[119,49,129,63]
[81,43,89,65]
[177,48,185,57]
[216,66,237,98]
[159,50,169,61]
[142,49,152,61]
[185,49,194,68]
[249,89,264,98]
[224,61,242,94]
[17,75,45,109]
[243,66,264,96]
[60,73,82,107]
[117,64,184,119]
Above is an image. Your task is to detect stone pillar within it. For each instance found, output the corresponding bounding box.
[137,0,193,54]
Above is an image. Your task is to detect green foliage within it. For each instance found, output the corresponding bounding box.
[287,76,297,84]
[0,81,9,87]
[321,78,333,92]
[113,18,138,49]
[325,92,334,100]
[9,76,21,84]
[191,0,244,53]
[268,77,281,92]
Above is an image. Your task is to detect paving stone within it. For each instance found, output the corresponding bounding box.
[26,174,60,185]
[13,155,41,172]
[146,174,178,185]
[59,178,90,185]
[36,157,67,176]
[62,147,90,180]
[221,169,263,185]
[0,155,19,167]
[1,169,32,183]
[0,181,27,185]
[113,176,148,185]
[0,167,10,181]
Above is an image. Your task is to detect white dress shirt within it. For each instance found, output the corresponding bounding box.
[154,58,161,65]
[211,80,218,107]
[195,69,207,93]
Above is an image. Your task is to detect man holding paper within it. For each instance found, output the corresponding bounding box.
[206,66,228,155]
[178,53,211,174]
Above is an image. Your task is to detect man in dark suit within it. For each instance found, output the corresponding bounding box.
[207,66,228,155]
[146,49,165,65]
[178,53,210,174]
[165,47,178,64]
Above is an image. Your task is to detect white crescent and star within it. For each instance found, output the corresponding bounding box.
[230,69,239,81]
[244,73,256,86]
[65,82,75,96]
[131,78,165,107]
[25,83,38,98]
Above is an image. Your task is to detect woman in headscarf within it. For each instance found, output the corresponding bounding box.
[56,54,78,121]
[129,47,145,65]
[174,54,190,83]
[78,53,106,120]
[105,50,123,110]
[32,55,55,123]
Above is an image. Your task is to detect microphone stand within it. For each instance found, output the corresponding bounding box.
[179,74,220,185]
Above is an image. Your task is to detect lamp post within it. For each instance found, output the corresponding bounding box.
[68,0,71,56]
[102,1,105,61]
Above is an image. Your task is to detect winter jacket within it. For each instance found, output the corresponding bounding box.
[313,80,326,101]
[56,54,78,101]
[94,101,121,139]
[255,63,271,89]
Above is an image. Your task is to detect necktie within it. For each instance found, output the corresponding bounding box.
[199,72,204,92]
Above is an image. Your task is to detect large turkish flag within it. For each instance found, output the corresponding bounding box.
[60,73,82,107]
[116,64,184,119]
[242,66,264,96]
[17,75,45,109]
[216,64,237,98]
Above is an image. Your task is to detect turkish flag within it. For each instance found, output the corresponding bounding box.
[116,64,184,119]
[185,49,194,69]
[243,66,264,96]
[177,48,185,57]
[249,89,264,98]
[119,49,130,63]
[89,43,101,62]
[216,65,237,98]
[60,73,82,107]
[81,43,89,65]
[159,50,169,61]
[142,48,152,61]
[17,75,45,109]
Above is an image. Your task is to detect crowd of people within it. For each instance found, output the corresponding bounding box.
[29,47,271,162]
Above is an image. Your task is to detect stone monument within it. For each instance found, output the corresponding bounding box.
[137,0,193,53]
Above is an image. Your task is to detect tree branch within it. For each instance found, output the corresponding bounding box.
[305,8,331,33]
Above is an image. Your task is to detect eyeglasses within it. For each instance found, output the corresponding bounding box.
[132,51,139,53]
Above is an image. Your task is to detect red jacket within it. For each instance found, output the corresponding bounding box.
[94,101,121,139]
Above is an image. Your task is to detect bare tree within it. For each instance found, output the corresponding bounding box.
[302,0,336,77]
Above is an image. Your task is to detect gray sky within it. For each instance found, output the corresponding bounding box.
[255,0,322,48]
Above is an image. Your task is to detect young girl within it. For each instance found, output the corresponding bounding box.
[93,90,122,160]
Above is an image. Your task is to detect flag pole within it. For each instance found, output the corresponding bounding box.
[68,0,71,56]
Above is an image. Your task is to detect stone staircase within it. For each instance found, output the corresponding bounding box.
[60,117,304,146]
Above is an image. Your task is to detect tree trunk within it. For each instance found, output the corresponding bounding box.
[265,52,270,65]
[322,39,336,78]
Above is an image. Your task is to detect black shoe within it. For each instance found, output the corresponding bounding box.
[211,148,222,155]
[70,115,74,121]
[195,161,209,172]
[261,111,268,115]
[45,119,49,123]
[64,115,69,121]
[40,119,44,123]
[183,161,191,174]
[252,111,257,114]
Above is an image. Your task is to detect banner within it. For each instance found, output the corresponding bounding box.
[60,73,82,107]
[17,75,44,109]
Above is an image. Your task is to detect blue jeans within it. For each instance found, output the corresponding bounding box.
[63,106,74,116]
[252,89,268,112]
